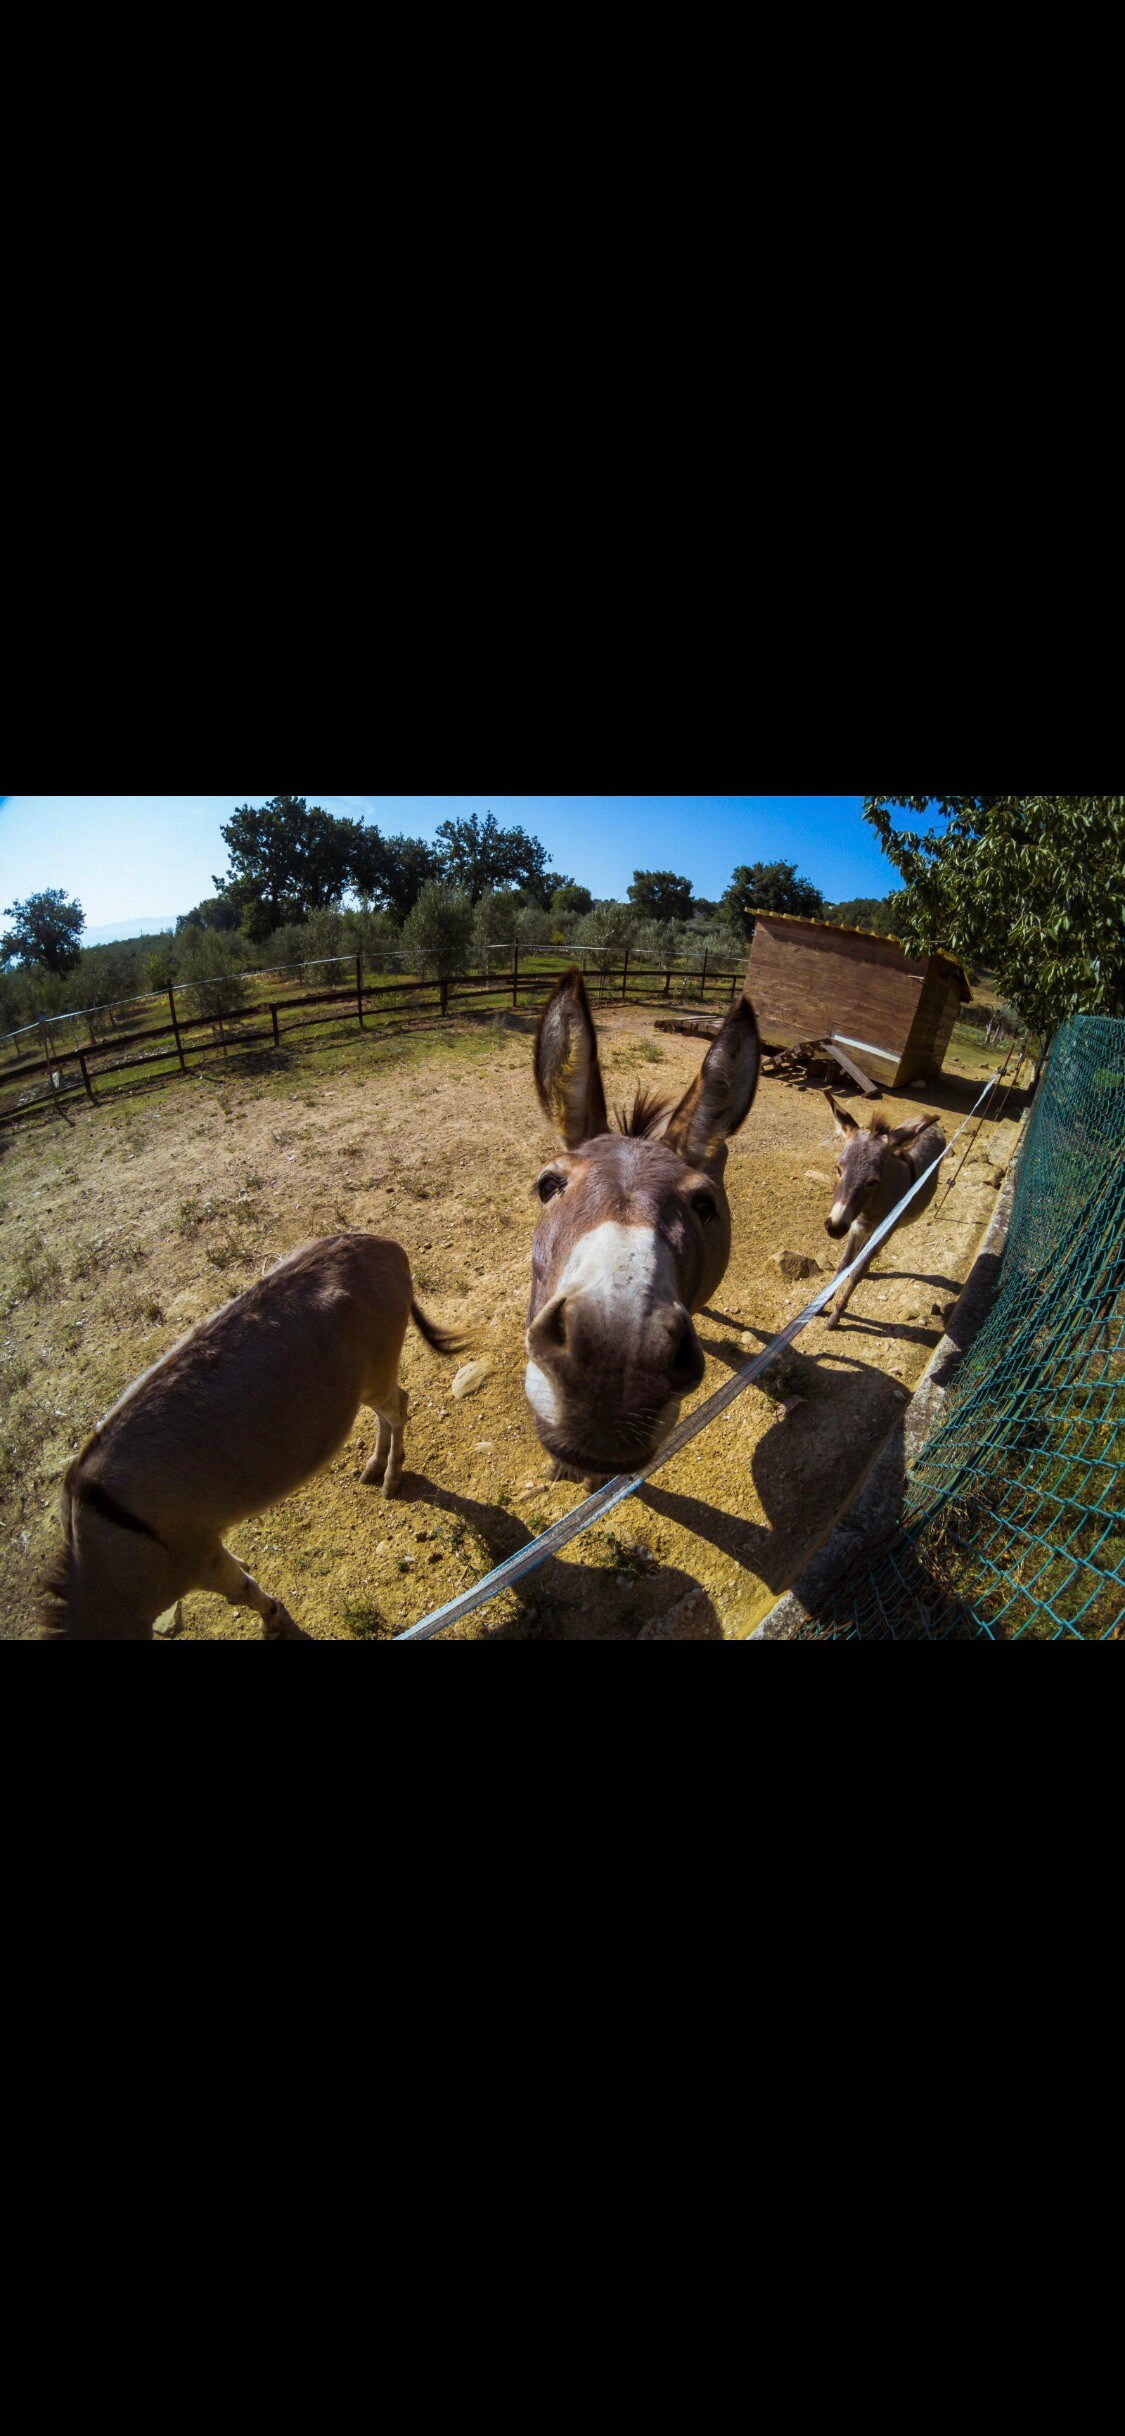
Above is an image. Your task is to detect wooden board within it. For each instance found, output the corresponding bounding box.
[824,1037,881,1095]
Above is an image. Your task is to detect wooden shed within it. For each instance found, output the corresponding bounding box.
[744,912,971,1089]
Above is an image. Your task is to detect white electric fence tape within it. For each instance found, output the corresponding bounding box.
[395,1066,1005,1640]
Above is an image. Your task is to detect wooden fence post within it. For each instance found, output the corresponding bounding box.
[78,1049,95,1102]
[512,941,519,1007]
[621,947,630,1001]
[356,951,364,1028]
[700,949,708,1003]
[440,975,449,1017]
[664,968,672,997]
[270,1002,280,1046]
[168,986,187,1073]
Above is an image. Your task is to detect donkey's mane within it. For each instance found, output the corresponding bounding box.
[614,1086,672,1140]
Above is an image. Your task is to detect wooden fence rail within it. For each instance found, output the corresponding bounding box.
[1,961,744,1126]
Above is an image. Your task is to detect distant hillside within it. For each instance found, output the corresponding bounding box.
[83,916,179,946]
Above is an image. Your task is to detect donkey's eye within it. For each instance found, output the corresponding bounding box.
[691,1191,718,1225]
[537,1172,567,1203]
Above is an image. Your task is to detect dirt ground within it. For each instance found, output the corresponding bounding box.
[0,1002,1030,1641]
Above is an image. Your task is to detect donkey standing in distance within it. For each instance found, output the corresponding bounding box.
[37,1234,462,1640]
[525,969,761,1481]
[820,1093,947,1327]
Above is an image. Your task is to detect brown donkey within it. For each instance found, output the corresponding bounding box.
[525,970,760,1479]
[821,1093,946,1327]
[38,1234,462,1640]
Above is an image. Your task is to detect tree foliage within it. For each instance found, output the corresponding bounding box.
[627,870,695,922]
[402,883,475,977]
[550,880,593,920]
[1,889,86,975]
[720,861,825,937]
[350,830,442,925]
[213,797,359,940]
[822,892,907,938]
[863,796,1125,1034]
[433,810,555,906]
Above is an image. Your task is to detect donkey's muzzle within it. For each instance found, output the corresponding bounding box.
[525,1294,704,1467]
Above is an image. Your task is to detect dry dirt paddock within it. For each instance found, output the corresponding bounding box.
[0,1003,1027,1642]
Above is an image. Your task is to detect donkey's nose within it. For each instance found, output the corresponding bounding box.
[668,1308,705,1394]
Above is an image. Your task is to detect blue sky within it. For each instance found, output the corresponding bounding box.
[0,795,926,935]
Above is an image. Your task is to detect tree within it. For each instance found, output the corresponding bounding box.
[1,889,86,975]
[213,797,359,938]
[402,883,475,978]
[176,895,244,935]
[720,861,825,938]
[177,926,249,1022]
[434,810,555,906]
[862,795,1125,1035]
[628,870,695,923]
[361,834,443,925]
[822,893,907,939]
[550,880,593,920]
[574,901,637,969]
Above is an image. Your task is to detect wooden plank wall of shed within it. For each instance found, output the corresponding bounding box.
[746,919,925,1078]
[897,963,953,1084]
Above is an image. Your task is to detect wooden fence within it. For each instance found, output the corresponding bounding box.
[0,952,744,1128]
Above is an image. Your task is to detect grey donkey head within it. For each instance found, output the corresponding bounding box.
[823,1093,940,1239]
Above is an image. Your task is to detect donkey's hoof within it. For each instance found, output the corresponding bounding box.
[381,1475,401,1501]
[360,1459,385,1486]
[261,1601,295,1639]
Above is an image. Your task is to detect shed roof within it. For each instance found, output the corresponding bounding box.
[747,909,972,1001]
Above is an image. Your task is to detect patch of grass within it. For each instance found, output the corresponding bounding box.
[14,1239,63,1302]
[343,1602,390,1640]
[204,1231,245,1272]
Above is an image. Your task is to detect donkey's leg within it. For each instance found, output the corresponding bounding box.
[825,1223,876,1327]
[381,1385,409,1498]
[199,1540,296,1638]
[360,1408,393,1487]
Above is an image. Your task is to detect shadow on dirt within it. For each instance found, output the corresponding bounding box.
[391,1472,724,1639]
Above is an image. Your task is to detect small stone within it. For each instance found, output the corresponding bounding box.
[472,1441,494,1452]
[983,1166,1004,1189]
[804,1168,830,1185]
[451,1359,492,1399]
[154,1604,182,1638]
[375,1541,390,1556]
[771,1249,822,1280]
[778,1396,806,1421]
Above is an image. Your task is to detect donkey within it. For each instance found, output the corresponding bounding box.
[821,1094,946,1327]
[37,1234,462,1641]
[525,969,760,1480]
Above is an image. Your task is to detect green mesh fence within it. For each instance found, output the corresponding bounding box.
[800,1015,1125,1641]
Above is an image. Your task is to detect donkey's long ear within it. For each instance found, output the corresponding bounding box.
[534,969,609,1149]
[825,1091,859,1135]
[889,1112,940,1146]
[663,998,760,1172]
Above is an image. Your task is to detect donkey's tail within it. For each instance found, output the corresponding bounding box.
[410,1299,467,1358]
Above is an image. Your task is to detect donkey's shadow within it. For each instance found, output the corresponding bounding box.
[391,1473,725,1640]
